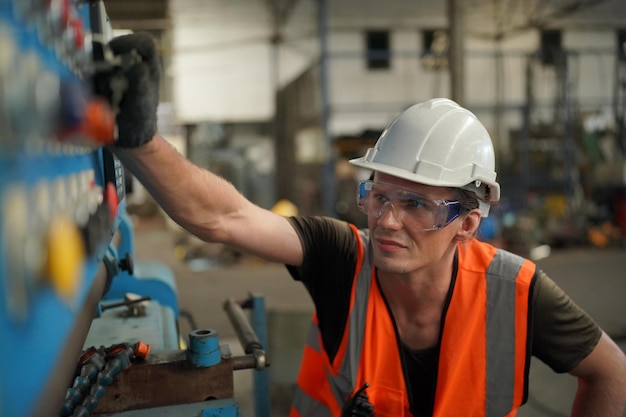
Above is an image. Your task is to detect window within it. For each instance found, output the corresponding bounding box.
[365,30,390,70]
[421,29,448,70]
[618,30,626,61]
[540,30,562,66]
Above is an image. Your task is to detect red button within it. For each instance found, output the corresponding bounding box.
[70,17,84,48]
[105,182,118,218]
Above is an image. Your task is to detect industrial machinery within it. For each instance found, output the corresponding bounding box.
[0,1,269,416]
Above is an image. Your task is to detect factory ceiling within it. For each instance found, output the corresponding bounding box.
[103,0,170,33]
[101,0,624,38]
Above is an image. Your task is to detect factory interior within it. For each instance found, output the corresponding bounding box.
[1,1,626,417]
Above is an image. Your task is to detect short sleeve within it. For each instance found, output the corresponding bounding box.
[285,216,360,361]
[531,271,602,373]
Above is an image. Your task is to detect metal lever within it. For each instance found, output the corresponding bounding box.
[223,297,267,370]
[101,295,151,312]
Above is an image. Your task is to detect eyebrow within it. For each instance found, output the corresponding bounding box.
[394,190,426,199]
[372,180,456,201]
[375,185,434,200]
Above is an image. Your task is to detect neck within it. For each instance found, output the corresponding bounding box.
[378,262,452,309]
[376,246,457,350]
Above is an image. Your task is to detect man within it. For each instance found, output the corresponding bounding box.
[105,33,626,417]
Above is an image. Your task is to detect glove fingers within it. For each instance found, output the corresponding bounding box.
[115,63,158,147]
[99,32,160,148]
[108,32,161,85]
[108,32,157,60]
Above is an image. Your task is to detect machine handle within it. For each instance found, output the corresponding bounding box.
[223,297,267,370]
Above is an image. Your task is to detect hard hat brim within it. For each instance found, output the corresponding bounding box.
[348,157,501,204]
[350,157,466,188]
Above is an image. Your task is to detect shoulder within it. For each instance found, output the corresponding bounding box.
[288,216,360,248]
[286,216,362,280]
[532,270,603,372]
[459,239,537,275]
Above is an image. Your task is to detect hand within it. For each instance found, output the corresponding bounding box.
[97,32,160,148]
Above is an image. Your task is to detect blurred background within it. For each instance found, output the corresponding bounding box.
[104,1,626,415]
[107,0,626,255]
[2,1,626,417]
[107,0,626,415]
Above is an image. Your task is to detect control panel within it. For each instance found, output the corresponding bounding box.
[0,1,124,416]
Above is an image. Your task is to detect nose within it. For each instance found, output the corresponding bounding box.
[376,201,403,228]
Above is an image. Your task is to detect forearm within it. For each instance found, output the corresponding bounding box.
[571,376,626,417]
[112,134,247,241]
[101,34,271,248]
[570,332,626,417]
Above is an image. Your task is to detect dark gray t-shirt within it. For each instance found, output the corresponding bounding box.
[286,216,602,417]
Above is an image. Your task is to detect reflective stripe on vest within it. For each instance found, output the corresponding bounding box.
[435,241,535,417]
[292,235,535,417]
[291,225,369,417]
[486,250,532,415]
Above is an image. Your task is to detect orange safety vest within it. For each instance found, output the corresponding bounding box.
[290,226,537,417]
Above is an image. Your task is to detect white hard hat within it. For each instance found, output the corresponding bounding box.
[349,98,500,216]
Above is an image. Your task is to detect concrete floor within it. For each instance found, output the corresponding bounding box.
[129,215,626,417]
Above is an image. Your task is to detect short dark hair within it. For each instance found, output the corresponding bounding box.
[454,188,480,212]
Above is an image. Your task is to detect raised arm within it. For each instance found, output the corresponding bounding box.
[114,136,304,265]
[569,331,626,417]
[103,33,303,266]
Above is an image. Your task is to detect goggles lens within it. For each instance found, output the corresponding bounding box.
[357,180,464,230]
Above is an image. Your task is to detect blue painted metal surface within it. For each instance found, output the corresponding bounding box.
[101,212,180,317]
[84,300,179,351]
[187,328,222,367]
[0,3,125,417]
[201,402,241,417]
[94,399,242,417]
[0,2,272,414]
[249,294,271,417]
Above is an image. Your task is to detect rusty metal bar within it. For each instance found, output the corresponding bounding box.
[223,298,267,370]
[224,298,262,354]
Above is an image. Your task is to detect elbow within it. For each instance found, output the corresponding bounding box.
[178,216,227,244]
[575,333,626,413]
[157,204,224,243]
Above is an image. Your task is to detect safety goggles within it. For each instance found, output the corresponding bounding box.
[357,180,465,230]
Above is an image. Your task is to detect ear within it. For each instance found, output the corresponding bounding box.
[456,209,482,240]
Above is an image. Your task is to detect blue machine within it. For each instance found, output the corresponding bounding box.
[0,1,269,416]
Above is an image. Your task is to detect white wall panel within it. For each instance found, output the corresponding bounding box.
[170,0,274,122]
[174,43,273,122]
[329,0,445,28]
[565,31,616,108]
[168,0,626,139]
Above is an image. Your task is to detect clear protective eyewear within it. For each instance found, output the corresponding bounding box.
[357,180,465,230]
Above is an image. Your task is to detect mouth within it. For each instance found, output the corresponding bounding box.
[374,236,407,252]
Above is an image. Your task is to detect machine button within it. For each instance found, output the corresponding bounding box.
[82,98,116,146]
[58,83,116,146]
[2,186,30,319]
[45,214,85,301]
[104,182,118,219]
[0,27,17,149]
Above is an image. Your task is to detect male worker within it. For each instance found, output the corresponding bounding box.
[104,33,626,417]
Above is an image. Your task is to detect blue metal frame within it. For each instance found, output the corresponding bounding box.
[248,293,270,417]
[101,212,180,318]
[95,399,242,417]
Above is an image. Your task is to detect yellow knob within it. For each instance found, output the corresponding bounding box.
[271,199,299,217]
[46,214,85,301]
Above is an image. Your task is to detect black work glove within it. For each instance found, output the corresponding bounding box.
[97,32,160,148]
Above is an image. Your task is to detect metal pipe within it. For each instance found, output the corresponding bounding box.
[223,298,264,356]
[232,352,269,371]
[448,0,465,105]
[100,296,151,312]
[232,354,258,370]
[317,0,335,217]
